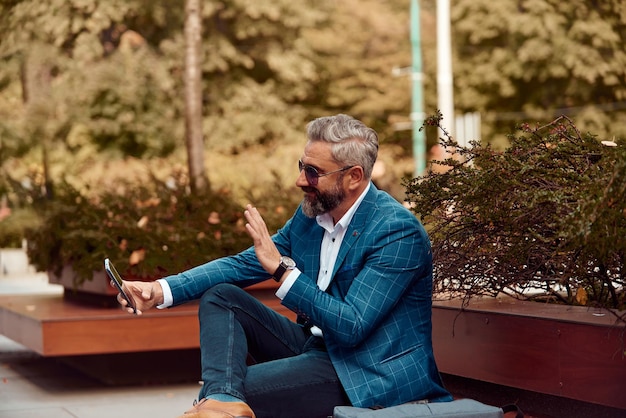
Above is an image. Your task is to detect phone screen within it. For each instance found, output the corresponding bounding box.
[104,258,137,314]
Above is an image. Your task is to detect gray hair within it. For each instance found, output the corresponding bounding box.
[306,114,379,179]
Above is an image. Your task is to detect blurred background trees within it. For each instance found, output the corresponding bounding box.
[0,0,331,197]
[452,0,626,146]
[1,0,625,201]
[1,0,624,285]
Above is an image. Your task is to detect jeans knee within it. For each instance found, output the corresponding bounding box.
[199,283,247,311]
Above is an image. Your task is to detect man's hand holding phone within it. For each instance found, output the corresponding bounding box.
[104,258,137,314]
[104,258,164,315]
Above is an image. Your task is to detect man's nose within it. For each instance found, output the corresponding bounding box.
[295,168,309,187]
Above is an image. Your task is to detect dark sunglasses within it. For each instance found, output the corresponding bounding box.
[298,160,354,186]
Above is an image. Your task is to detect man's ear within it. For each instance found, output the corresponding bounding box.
[347,166,365,190]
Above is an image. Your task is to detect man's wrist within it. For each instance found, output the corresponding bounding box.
[153,281,165,305]
[156,279,173,309]
[275,269,300,300]
[272,256,296,282]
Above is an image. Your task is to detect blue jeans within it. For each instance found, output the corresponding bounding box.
[197,283,350,418]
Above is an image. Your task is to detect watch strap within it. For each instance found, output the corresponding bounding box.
[272,264,287,282]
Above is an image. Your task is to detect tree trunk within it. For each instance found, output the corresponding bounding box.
[21,50,54,199]
[184,0,209,194]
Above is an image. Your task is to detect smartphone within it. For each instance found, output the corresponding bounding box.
[104,258,137,314]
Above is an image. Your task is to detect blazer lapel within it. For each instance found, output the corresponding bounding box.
[330,184,377,279]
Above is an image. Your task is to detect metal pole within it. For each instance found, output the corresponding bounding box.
[437,0,454,139]
[411,0,426,176]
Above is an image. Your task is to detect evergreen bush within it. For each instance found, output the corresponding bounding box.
[23,174,299,285]
[405,113,625,311]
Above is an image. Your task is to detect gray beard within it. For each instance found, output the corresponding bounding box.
[301,181,345,218]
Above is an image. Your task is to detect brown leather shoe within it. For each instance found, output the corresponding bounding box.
[178,398,256,418]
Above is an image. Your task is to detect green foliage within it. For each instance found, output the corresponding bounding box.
[0,0,422,181]
[0,207,39,248]
[451,0,626,142]
[303,0,416,147]
[4,0,626,175]
[81,43,180,157]
[24,175,300,284]
[0,0,331,165]
[405,113,625,310]
[4,0,626,298]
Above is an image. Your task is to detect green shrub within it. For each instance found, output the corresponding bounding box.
[405,113,625,311]
[25,174,300,285]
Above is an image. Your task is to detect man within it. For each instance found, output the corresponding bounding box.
[117,114,452,418]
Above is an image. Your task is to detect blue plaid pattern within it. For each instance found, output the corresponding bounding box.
[166,184,451,408]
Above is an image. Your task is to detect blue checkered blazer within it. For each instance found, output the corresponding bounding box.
[166,184,451,408]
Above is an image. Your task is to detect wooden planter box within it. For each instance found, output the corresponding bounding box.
[47,265,119,308]
[432,298,626,410]
[48,265,117,295]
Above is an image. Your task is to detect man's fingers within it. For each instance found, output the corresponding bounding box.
[117,293,127,306]
[245,205,272,237]
[244,206,257,228]
[244,206,266,243]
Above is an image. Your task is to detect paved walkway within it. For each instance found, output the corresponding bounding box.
[0,270,201,418]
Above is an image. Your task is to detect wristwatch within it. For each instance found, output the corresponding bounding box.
[272,256,296,282]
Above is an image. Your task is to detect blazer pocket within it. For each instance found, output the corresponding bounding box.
[380,344,424,364]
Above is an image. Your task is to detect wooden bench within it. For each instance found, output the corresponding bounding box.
[0,281,295,357]
[2,282,625,410]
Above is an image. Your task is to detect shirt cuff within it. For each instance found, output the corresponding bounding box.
[156,278,173,309]
[275,268,301,300]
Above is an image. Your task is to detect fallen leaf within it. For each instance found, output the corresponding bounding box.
[208,211,221,224]
[601,140,617,147]
[136,197,161,208]
[129,249,146,265]
[137,216,149,228]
